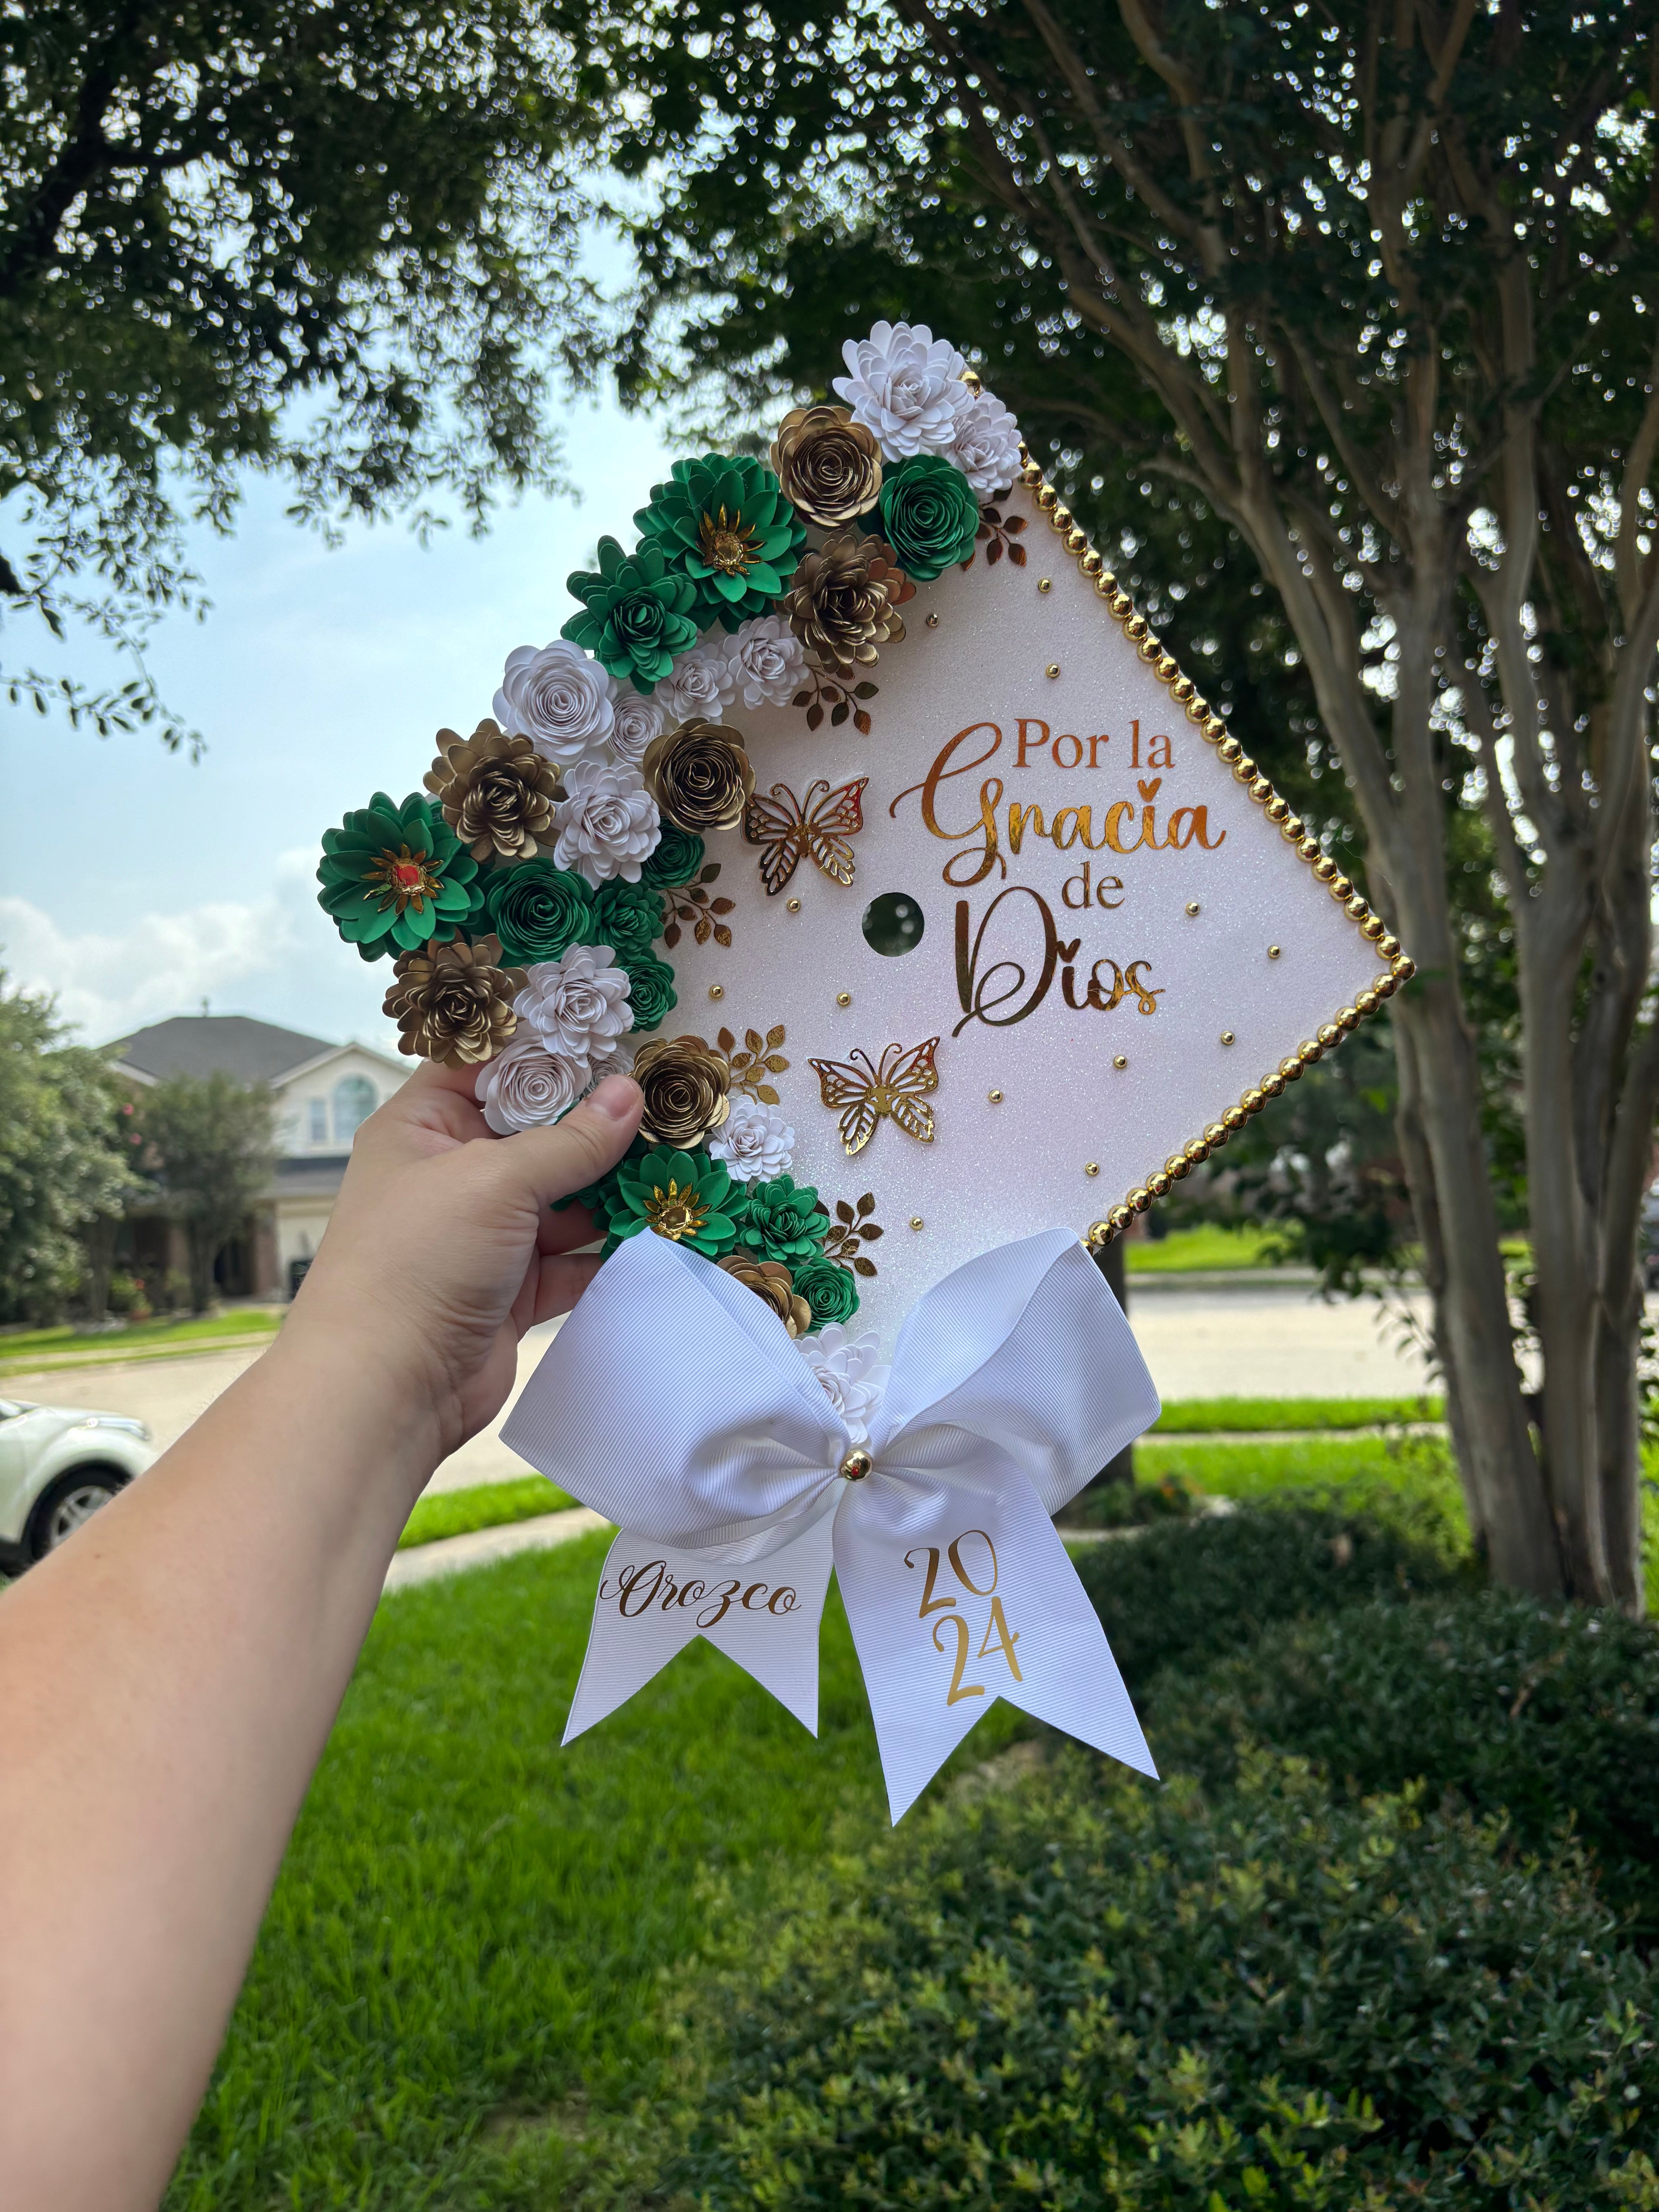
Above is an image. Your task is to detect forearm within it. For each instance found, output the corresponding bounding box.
[0,1317,441,2212]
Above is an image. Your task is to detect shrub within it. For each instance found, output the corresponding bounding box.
[1060,1468,1203,1529]
[662,1752,1659,2209]
[1151,1590,1659,1936]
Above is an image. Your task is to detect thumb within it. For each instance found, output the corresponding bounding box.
[490,1075,643,1209]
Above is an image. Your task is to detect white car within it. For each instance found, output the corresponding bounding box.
[0,1397,156,1572]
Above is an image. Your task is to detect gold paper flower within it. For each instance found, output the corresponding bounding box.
[784,529,914,678]
[630,1032,732,1148]
[423,719,563,862]
[381,933,526,1067]
[641,719,757,834]
[718,1254,812,1337]
[769,405,883,529]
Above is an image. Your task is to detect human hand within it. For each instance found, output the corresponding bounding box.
[285,1062,642,1475]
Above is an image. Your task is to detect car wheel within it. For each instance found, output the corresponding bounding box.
[27,1469,126,1560]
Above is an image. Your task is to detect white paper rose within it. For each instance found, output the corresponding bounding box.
[609,684,666,770]
[494,639,616,766]
[514,942,633,1060]
[724,613,808,710]
[797,1324,891,1440]
[474,1038,587,1135]
[551,757,661,885]
[653,637,738,726]
[832,319,972,461]
[706,1094,795,1183]
[949,389,1024,499]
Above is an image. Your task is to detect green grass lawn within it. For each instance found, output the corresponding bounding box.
[398,1475,577,1548]
[0,1309,283,1376]
[1151,1392,1443,1432]
[1123,1222,1282,1272]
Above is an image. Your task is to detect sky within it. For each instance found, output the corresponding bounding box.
[0,384,678,1058]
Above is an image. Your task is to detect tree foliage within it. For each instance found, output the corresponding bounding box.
[136,1072,276,1312]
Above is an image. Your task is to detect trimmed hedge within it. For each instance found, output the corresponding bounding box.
[663,1752,1659,2209]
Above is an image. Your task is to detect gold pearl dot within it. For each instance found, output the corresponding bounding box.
[708,984,724,1000]
[1037,577,1053,593]
[1084,1162,1100,1177]
[1045,662,1061,678]
[1221,1030,1235,1046]
[1113,1054,1128,1070]
[1185,900,1200,917]
[839,1446,872,1481]
[835,991,851,1007]
[786,896,801,914]
[1268,945,1281,959]
[925,611,939,627]
[988,1088,1004,1104]
[909,1215,924,1231]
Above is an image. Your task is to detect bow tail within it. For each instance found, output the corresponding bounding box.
[833,1464,1156,1823]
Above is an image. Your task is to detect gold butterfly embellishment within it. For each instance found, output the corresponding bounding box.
[744,776,869,896]
[807,1037,939,1156]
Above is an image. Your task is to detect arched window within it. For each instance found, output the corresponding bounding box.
[331,1074,377,1146]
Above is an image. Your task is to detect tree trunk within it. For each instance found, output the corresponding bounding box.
[184,1222,217,1315]
[76,1214,118,1323]
[1092,1237,1136,1491]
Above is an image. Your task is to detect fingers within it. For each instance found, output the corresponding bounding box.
[531,1251,605,1325]
[537,1201,601,1257]
[491,1077,643,1212]
[376,1059,492,1145]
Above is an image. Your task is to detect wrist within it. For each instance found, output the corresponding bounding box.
[269,1296,451,1511]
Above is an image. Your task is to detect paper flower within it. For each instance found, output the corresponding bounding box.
[607,1148,740,1259]
[630,1033,732,1149]
[725,613,809,710]
[562,536,701,693]
[591,878,665,961]
[796,1321,889,1434]
[641,719,756,834]
[717,1254,812,1337]
[769,405,883,527]
[515,942,632,1060]
[707,1094,795,1183]
[493,639,617,766]
[877,454,982,582]
[792,1255,862,1331]
[620,951,677,1033]
[609,683,667,769]
[481,857,596,967]
[653,636,739,726]
[633,454,806,633]
[382,933,524,1067]
[474,1037,587,1133]
[832,319,972,461]
[784,531,913,677]
[318,790,484,962]
[733,1173,828,1266]
[551,757,661,886]
[949,389,1023,500]
[640,825,706,889]
[423,720,561,863]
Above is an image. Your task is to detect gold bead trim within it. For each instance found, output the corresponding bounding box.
[1011,450,1417,1252]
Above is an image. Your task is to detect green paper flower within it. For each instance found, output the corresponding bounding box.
[876,453,981,582]
[562,536,701,692]
[635,454,807,633]
[734,1174,828,1267]
[482,858,596,967]
[592,879,665,962]
[793,1256,861,1331]
[317,790,484,962]
[607,1148,739,1259]
[623,953,678,1034]
[641,826,705,889]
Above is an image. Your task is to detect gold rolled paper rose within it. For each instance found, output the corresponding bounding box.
[382,933,526,1067]
[630,1032,733,1148]
[769,404,883,528]
[717,1254,812,1338]
[784,529,914,677]
[423,718,562,862]
[641,719,756,834]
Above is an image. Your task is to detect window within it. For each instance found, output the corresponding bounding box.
[331,1075,377,1146]
[308,1099,327,1145]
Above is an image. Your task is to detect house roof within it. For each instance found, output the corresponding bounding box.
[106,1015,338,1087]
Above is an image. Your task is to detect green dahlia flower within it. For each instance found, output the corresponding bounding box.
[592,879,665,960]
[793,1256,861,1331]
[641,825,705,889]
[635,454,807,633]
[875,453,981,582]
[317,791,483,962]
[606,1149,739,1259]
[734,1174,828,1267]
[622,952,678,1033]
[482,858,596,967]
[562,536,701,692]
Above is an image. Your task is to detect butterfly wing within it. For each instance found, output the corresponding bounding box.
[877,1036,939,1144]
[800,776,869,888]
[744,785,808,896]
[808,1050,882,1155]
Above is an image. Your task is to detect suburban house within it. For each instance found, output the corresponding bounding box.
[105,1016,410,1299]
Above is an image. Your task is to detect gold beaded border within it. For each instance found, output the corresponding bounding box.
[1008,450,1416,1250]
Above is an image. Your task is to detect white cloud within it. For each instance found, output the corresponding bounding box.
[0,848,404,1054]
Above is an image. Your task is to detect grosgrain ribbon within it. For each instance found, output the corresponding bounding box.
[501,1225,1162,1820]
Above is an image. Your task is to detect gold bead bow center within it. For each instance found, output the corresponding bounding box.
[839,1446,873,1482]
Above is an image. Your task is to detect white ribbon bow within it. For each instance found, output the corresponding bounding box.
[502,1224,1162,1820]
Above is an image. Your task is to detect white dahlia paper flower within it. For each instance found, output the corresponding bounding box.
[724,613,808,709]
[474,1037,587,1134]
[494,639,616,766]
[832,319,972,461]
[797,1324,890,1441]
[949,389,1024,499]
[551,757,661,884]
[653,636,738,726]
[706,1094,795,1183]
[514,942,633,1060]
[608,683,666,769]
